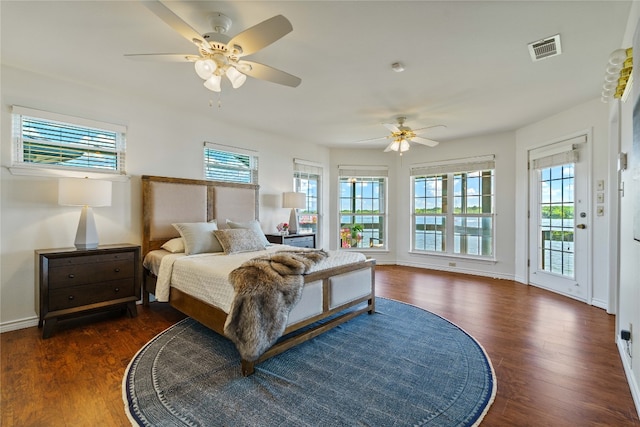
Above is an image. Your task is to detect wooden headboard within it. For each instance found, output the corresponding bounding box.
[141,175,260,256]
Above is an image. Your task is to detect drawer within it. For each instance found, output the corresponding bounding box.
[48,279,136,311]
[287,236,315,248]
[48,251,134,268]
[48,259,135,289]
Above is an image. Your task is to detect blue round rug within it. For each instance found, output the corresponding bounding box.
[123,298,496,426]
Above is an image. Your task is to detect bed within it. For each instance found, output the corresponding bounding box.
[141,175,376,375]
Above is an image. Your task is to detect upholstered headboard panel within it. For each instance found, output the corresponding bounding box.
[142,176,259,255]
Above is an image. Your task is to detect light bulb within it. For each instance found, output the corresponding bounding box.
[226,66,247,89]
[608,49,627,66]
[204,75,221,92]
[195,59,217,80]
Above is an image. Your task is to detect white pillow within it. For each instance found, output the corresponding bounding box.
[226,219,271,247]
[161,237,185,253]
[172,221,223,255]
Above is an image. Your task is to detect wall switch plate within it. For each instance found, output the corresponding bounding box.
[597,206,604,216]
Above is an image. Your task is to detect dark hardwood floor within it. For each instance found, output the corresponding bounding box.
[1,265,638,426]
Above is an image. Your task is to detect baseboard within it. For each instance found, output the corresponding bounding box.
[617,339,640,419]
[0,316,39,333]
[590,298,608,311]
[395,260,516,281]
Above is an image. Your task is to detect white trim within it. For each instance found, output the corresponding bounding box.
[7,165,130,181]
[0,316,39,333]
[12,105,127,133]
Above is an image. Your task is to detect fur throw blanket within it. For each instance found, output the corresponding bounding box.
[223,250,329,362]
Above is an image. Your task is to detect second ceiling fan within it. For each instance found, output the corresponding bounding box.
[126,1,301,93]
[360,117,445,155]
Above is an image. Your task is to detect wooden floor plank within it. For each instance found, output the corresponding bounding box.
[1,265,638,426]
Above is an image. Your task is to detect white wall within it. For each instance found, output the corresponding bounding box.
[0,65,331,330]
[515,98,612,308]
[617,5,640,415]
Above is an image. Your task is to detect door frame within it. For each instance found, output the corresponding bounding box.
[527,129,593,304]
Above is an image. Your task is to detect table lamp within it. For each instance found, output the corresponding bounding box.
[283,192,306,234]
[58,178,112,249]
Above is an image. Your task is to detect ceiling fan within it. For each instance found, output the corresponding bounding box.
[359,117,445,155]
[125,1,301,93]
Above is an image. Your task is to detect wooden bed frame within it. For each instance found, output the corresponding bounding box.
[141,175,376,375]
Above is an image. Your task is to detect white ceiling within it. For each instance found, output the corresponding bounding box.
[1,1,632,149]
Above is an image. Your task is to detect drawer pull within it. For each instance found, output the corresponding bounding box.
[114,268,121,273]
[68,295,75,301]
[114,288,120,293]
[68,274,75,279]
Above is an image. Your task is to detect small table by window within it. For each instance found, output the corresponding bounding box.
[265,233,316,249]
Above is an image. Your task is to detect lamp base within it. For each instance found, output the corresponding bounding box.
[74,206,100,250]
[288,208,299,234]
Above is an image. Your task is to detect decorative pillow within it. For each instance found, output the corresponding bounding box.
[214,229,267,255]
[226,219,271,247]
[161,237,185,253]
[172,222,223,255]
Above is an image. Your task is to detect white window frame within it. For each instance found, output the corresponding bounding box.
[203,142,258,184]
[338,165,388,251]
[10,106,127,179]
[293,158,322,237]
[411,155,496,259]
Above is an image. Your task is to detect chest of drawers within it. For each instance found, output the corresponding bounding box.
[265,233,316,248]
[36,244,140,338]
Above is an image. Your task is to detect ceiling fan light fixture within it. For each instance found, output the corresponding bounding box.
[400,139,410,152]
[204,74,222,92]
[195,59,217,79]
[226,66,247,88]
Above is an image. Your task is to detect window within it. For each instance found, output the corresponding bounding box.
[293,159,322,235]
[411,156,495,257]
[338,166,388,250]
[12,106,126,174]
[204,143,258,183]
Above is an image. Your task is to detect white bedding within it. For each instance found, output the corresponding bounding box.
[144,246,367,313]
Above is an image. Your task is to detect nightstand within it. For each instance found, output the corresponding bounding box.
[265,233,316,248]
[36,244,141,338]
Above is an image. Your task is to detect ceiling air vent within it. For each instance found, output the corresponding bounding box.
[528,34,562,62]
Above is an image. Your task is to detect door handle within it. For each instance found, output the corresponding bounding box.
[577,224,586,229]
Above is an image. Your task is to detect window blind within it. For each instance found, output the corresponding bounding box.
[528,135,586,169]
[338,165,389,177]
[410,155,495,176]
[204,142,258,183]
[12,106,126,174]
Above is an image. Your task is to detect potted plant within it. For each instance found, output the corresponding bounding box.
[350,224,363,247]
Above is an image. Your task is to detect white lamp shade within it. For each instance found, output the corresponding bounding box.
[204,75,222,92]
[400,139,411,152]
[58,178,112,207]
[226,66,247,89]
[194,59,217,80]
[283,192,306,209]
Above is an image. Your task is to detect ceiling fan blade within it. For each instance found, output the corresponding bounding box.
[412,124,447,134]
[382,123,400,133]
[239,61,301,87]
[143,1,207,49]
[411,136,440,147]
[124,53,198,62]
[229,15,293,57]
